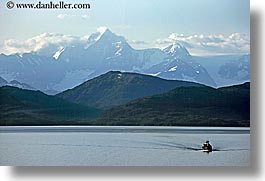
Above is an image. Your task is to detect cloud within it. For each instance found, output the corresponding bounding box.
[130,40,148,45]
[57,14,90,20]
[57,14,76,19]
[1,33,87,56]
[81,14,89,19]
[155,33,250,56]
[1,30,250,56]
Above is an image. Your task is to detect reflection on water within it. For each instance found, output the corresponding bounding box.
[0,126,250,166]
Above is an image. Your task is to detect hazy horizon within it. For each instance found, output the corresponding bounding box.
[0,0,250,56]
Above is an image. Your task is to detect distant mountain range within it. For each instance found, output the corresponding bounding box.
[0,72,250,127]
[0,76,35,90]
[0,29,250,94]
[57,71,202,109]
[194,54,250,87]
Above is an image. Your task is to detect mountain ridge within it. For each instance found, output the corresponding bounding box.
[96,82,250,127]
[0,86,101,126]
[0,28,226,92]
[0,76,36,90]
[57,71,203,109]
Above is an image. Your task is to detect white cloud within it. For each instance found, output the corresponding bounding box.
[0,30,250,56]
[155,33,250,56]
[81,14,89,19]
[130,40,148,45]
[1,33,87,56]
[57,14,76,19]
[57,14,90,20]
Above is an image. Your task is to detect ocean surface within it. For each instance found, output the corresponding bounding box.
[0,126,250,166]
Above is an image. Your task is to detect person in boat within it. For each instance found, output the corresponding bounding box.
[202,140,213,152]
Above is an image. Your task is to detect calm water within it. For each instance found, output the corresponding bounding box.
[0,126,250,166]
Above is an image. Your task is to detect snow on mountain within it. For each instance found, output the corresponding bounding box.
[194,54,250,87]
[0,76,36,90]
[0,28,249,92]
[7,80,36,90]
[84,27,108,49]
[162,43,191,59]
[168,66,178,72]
[144,43,217,87]
[53,47,65,60]
[218,54,250,81]
[0,76,8,86]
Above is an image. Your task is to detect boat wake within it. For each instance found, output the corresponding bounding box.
[145,141,249,152]
[24,140,249,153]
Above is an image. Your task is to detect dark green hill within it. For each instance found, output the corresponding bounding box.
[0,86,101,126]
[57,71,202,109]
[96,83,250,127]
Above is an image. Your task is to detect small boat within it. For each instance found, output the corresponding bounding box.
[202,141,213,152]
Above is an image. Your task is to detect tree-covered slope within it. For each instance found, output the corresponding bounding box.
[0,86,101,126]
[96,83,250,127]
[57,71,202,109]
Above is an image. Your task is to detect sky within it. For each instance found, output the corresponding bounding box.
[0,0,250,56]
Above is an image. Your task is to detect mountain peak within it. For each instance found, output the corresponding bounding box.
[163,42,191,59]
[98,29,126,43]
[95,27,119,40]
[106,71,122,74]
[97,26,108,33]
[97,27,111,36]
[57,71,201,109]
[86,28,127,48]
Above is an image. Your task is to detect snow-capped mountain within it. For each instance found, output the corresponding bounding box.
[0,53,64,92]
[0,76,8,86]
[145,43,216,87]
[218,55,250,81]
[194,54,250,87]
[0,28,249,93]
[0,76,36,90]
[55,29,216,88]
